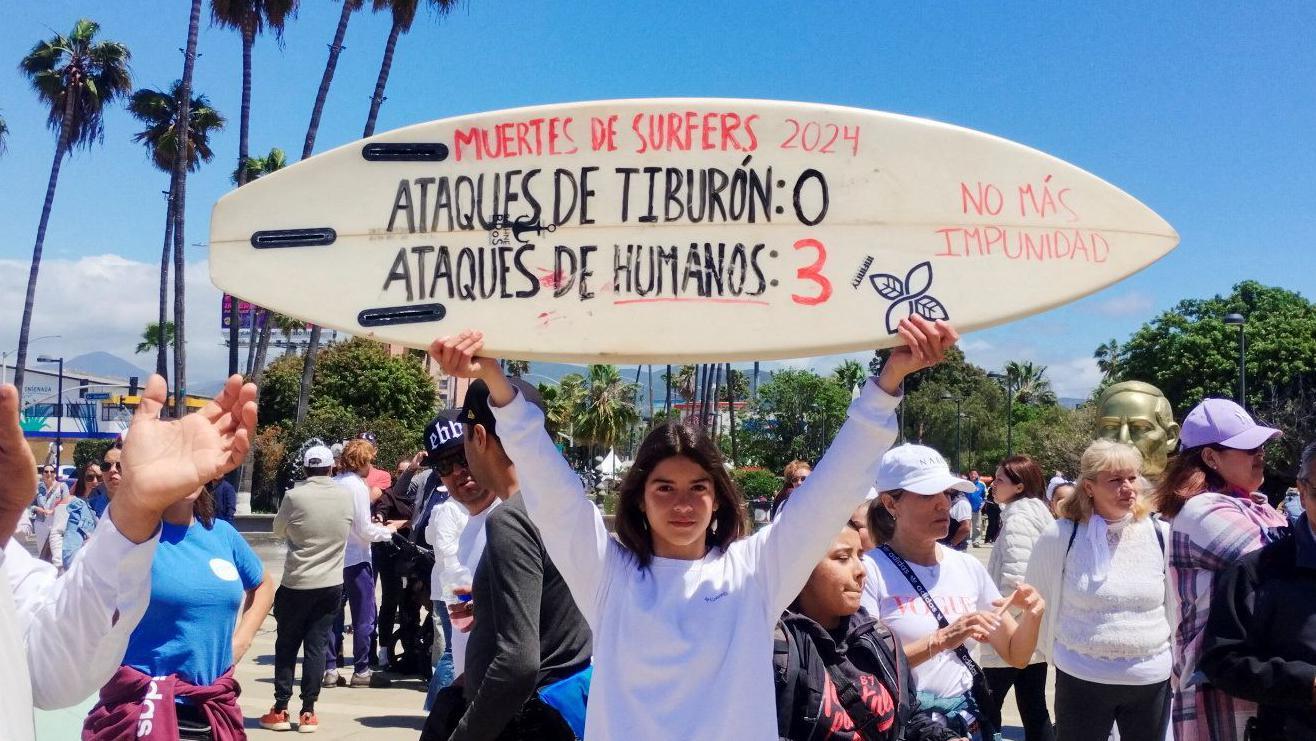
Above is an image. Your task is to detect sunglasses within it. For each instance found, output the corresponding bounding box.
[86,474,102,481]
[101,460,122,471]
[42,469,55,474]
[433,453,469,476]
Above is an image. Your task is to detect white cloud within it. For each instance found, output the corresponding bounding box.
[1093,290,1155,318]
[1049,356,1103,399]
[0,253,229,385]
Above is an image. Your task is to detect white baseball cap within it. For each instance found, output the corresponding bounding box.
[876,444,976,496]
[303,445,335,468]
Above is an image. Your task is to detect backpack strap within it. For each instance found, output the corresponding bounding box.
[772,621,799,740]
[1151,513,1167,557]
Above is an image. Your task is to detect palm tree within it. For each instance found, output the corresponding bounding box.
[165,0,205,417]
[1006,360,1058,406]
[294,0,367,426]
[539,373,585,444]
[0,112,8,154]
[271,312,305,355]
[14,19,132,395]
[832,359,866,393]
[363,0,458,136]
[576,365,640,456]
[135,321,176,355]
[128,82,225,384]
[1094,338,1122,382]
[210,0,298,375]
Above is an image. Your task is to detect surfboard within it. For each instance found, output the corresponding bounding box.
[209,98,1178,362]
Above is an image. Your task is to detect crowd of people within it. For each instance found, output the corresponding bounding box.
[3,315,1315,741]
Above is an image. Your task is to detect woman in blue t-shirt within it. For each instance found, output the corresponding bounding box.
[83,483,275,738]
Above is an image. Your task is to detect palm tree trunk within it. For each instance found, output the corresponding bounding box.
[170,0,203,418]
[228,21,255,378]
[295,0,358,426]
[252,311,273,380]
[647,365,654,426]
[363,18,403,138]
[13,90,76,396]
[726,363,737,464]
[752,361,760,401]
[157,184,175,383]
[664,364,672,418]
[710,364,722,439]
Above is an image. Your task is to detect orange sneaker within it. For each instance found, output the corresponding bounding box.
[259,707,291,731]
[298,711,319,733]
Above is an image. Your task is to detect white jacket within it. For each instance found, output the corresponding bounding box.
[982,497,1053,667]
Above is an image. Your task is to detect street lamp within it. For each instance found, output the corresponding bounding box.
[36,355,64,463]
[1224,313,1246,407]
[988,371,1015,457]
[941,391,963,472]
[2,334,61,386]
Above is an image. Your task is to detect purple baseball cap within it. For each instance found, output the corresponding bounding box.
[1179,398,1281,450]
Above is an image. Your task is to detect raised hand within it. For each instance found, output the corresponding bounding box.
[993,583,1045,620]
[429,330,499,380]
[0,384,39,547]
[877,316,959,395]
[112,374,257,543]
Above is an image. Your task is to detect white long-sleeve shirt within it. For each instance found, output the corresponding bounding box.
[426,498,469,602]
[1,514,158,741]
[450,498,500,678]
[491,379,899,741]
[333,472,394,568]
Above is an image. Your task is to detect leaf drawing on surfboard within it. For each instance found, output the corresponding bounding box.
[869,273,905,300]
[872,261,948,334]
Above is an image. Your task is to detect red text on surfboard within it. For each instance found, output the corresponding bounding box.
[936,178,1110,262]
[451,110,763,161]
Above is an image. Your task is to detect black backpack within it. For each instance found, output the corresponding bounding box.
[773,610,912,741]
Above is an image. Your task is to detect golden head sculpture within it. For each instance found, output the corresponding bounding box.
[1095,381,1180,478]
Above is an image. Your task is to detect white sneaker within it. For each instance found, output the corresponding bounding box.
[321,669,341,688]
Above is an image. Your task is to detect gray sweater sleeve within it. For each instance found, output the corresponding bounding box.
[450,511,545,741]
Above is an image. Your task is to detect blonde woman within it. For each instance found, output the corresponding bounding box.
[1024,441,1172,741]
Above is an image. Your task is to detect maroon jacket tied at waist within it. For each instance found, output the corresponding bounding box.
[82,664,245,740]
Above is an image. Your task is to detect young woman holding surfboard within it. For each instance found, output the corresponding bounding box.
[430,315,956,741]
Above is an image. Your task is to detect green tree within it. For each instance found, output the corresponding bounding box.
[740,369,851,471]
[539,373,585,444]
[1006,360,1058,407]
[296,0,369,427]
[832,359,867,393]
[73,438,117,473]
[1118,281,1316,490]
[1094,338,1122,383]
[259,337,437,430]
[128,82,225,384]
[135,321,176,355]
[14,19,132,395]
[575,365,640,454]
[504,359,530,378]
[210,0,298,375]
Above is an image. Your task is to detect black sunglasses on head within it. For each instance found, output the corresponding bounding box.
[433,452,468,476]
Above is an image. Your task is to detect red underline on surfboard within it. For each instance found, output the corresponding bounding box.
[612,297,770,306]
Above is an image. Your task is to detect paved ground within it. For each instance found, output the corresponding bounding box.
[35,537,1044,739]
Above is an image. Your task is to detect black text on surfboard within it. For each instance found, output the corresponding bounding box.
[383,161,829,234]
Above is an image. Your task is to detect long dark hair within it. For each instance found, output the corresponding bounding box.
[615,422,745,569]
[195,486,216,529]
[70,464,98,499]
[1154,446,1228,519]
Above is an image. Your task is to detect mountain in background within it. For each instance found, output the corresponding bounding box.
[65,352,150,381]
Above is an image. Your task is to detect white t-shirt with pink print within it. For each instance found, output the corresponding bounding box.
[861,543,1002,698]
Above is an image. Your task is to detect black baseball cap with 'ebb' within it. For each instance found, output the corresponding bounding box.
[461,378,546,440]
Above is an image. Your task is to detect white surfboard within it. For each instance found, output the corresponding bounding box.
[209,98,1177,362]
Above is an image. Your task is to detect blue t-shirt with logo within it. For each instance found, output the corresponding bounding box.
[122,518,264,685]
[967,481,986,512]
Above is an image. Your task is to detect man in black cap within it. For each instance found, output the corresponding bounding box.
[421,379,592,741]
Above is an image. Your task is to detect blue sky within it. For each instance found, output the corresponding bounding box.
[1,1,1312,396]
